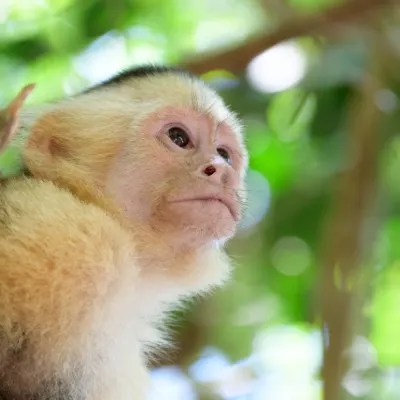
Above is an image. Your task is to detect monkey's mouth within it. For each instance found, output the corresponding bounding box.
[170,196,239,221]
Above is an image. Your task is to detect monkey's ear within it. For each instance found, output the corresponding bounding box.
[24,109,73,180]
[27,111,67,157]
[0,84,35,154]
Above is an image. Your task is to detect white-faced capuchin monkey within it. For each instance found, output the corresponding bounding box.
[0,66,248,399]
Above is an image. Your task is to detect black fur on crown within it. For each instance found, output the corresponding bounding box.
[85,64,193,93]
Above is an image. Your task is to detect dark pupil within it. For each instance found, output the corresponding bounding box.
[168,127,189,148]
[218,148,231,164]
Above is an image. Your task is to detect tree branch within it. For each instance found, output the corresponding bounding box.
[184,0,396,75]
[319,41,383,400]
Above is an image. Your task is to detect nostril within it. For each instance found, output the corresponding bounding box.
[203,165,216,176]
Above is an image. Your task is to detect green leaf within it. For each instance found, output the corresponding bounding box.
[25,55,72,102]
[302,41,368,89]
[250,134,296,193]
[267,89,316,142]
[0,146,25,178]
[309,85,351,140]
[370,263,400,366]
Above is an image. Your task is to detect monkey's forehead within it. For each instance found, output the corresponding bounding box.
[86,72,244,141]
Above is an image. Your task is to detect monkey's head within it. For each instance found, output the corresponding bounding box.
[24,66,248,250]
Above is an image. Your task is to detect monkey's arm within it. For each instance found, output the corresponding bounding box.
[0,177,146,399]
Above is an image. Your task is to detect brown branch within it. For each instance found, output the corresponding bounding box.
[319,44,383,400]
[258,0,296,20]
[184,0,396,75]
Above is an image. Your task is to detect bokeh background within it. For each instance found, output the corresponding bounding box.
[1,0,400,399]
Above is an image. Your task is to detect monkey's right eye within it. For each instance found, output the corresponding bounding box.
[167,127,191,148]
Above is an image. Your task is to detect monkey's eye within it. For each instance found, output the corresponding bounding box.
[217,148,231,165]
[168,127,191,148]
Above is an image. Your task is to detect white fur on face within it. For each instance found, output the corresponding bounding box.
[86,73,249,246]
[75,72,248,176]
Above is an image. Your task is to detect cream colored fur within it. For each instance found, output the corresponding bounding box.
[0,71,247,399]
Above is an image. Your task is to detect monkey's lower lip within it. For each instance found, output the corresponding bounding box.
[171,197,239,221]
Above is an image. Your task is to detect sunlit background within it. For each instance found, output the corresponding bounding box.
[1,0,400,399]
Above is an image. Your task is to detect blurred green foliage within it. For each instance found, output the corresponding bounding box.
[2,0,400,399]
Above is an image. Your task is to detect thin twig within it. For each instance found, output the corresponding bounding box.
[184,0,396,75]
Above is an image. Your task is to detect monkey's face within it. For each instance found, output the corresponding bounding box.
[25,73,247,249]
[106,103,247,248]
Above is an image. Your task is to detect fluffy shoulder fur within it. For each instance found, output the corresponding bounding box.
[0,176,231,399]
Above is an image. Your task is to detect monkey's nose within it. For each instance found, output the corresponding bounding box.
[200,163,228,185]
[198,163,237,187]
[203,165,217,176]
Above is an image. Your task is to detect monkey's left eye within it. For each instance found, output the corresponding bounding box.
[217,148,231,165]
[168,127,191,148]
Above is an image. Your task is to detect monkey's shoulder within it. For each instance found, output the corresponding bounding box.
[0,177,136,314]
[2,177,95,217]
[0,177,133,255]
[0,178,139,399]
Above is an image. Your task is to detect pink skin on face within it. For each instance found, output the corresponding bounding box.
[106,106,244,249]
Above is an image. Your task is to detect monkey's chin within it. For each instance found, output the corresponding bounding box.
[164,200,238,244]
